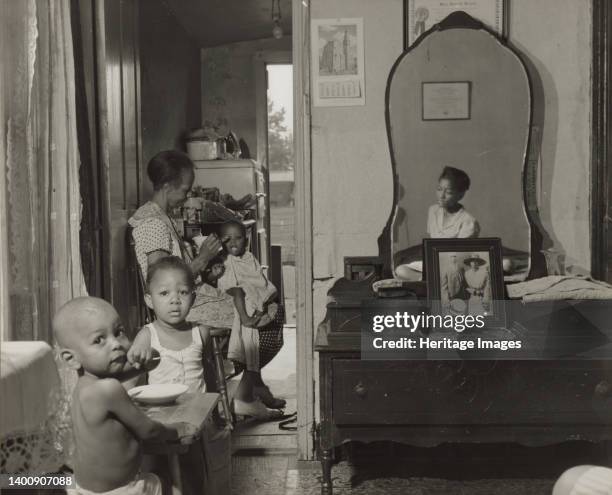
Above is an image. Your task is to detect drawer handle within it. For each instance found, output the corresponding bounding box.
[353,382,367,398]
[595,380,612,398]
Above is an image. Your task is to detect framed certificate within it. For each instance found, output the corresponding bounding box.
[405,0,507,49]
[422,81,471,120]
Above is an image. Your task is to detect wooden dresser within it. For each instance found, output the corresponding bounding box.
[315,280,612,494]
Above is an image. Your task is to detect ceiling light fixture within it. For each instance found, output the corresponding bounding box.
[272,0,283,39]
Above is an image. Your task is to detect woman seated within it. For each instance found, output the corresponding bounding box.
[129,150,285,419]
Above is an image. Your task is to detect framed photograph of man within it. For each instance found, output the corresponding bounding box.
[424,238,506,328]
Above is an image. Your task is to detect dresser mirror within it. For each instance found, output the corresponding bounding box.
[381,12,543,282]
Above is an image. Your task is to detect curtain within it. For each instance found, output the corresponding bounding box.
[2,0,87,342]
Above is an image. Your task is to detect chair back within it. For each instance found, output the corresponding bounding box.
[126,225,155,327]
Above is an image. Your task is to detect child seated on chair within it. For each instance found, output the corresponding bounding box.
[128,257,229,494]
[218,220,286,417]
[128,256,211,393]
[53,297,177,495]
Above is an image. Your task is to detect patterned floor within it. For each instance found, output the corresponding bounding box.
[232,455,556,495]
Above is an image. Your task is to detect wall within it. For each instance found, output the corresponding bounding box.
[311,0,403,326]
[140,0,202,199]
[510,0,592,274]
[200,37,292,162]
[310,0,593,326]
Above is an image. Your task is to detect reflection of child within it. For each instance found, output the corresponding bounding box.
[427,166,480,239]
[53,297,176,495]
[129,257,210,393]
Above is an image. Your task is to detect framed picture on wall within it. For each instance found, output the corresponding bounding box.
[404,0,508,49]
[424,237,506,329]
[311,18,366,107]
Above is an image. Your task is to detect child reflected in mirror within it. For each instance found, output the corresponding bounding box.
[427,166,480,239]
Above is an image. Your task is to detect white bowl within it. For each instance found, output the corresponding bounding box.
[128,384,188,405]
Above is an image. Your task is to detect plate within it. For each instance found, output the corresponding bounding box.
[128,384,188,405]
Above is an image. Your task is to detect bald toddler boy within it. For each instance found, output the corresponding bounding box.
[54,297,177,494]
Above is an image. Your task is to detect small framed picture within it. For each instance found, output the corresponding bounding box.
[405,0,508,49]
[424,237,506,328]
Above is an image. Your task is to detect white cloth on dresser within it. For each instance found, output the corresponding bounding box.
[507,275,612,302]
[146,323,206,393]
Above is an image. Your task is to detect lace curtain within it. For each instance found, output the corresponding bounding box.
[1,0,87,471]
[2,0,87,338]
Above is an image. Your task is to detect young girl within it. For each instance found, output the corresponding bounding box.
[427,166,480,239]
[128,256,210,393]
[218,220,285,418]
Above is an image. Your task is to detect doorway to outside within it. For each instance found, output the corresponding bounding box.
[266,64,296,327]
[258,62,296,425]
[234,61,297,447]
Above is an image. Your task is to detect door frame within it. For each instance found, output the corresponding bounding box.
[291,0,315,459]
[254,30,315,459]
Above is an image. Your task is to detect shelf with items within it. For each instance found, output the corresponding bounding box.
[188,159,270,268]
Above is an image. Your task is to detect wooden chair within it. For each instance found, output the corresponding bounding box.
[126,226,234,429]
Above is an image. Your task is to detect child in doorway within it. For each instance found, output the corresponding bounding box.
[53,297,177,495]
[427,166,480,239]
[218,220,286,418]
[128,256,211,393]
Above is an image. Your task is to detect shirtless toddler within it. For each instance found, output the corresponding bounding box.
[53,297,177,494]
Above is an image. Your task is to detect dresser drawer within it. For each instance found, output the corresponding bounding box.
[332,360,612,425]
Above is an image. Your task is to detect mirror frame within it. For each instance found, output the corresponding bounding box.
[377,11,546,280]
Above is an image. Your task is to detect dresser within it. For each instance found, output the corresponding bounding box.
[315,280,612,494]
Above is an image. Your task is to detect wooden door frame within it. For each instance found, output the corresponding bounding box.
[253,14,315,458]
[292,0,316,460]
[592,0,612,282]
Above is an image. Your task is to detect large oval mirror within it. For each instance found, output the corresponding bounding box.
[387,16,533,281]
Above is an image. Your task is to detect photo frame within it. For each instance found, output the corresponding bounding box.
[422,81,471,120]
[404,0,508,49]
[424,237,506,328]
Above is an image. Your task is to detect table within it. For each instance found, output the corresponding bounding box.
[0,341,66,474]
[140,392,220,494]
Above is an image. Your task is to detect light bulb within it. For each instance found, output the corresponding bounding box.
[272,20,283,39]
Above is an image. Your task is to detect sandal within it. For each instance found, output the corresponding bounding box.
[233,398,284,420]
[279,412,297,431]
[254,385,287,409]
